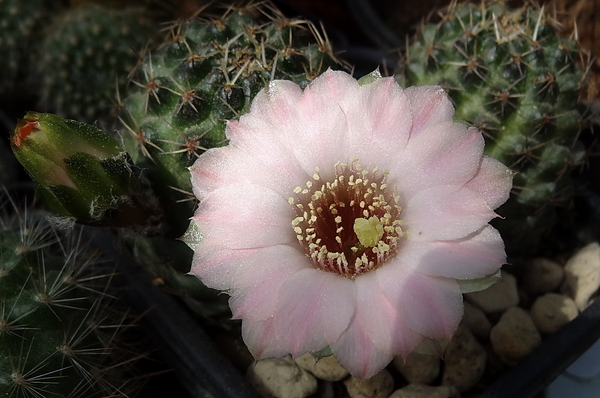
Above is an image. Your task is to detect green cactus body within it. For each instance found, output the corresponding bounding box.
[0,0,61,96]
[120,2,344,234]
[35,3,156,123]
[397,0,588,257]
[0,197,143,397]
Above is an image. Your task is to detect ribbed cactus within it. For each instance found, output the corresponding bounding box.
[0,194,145,397]
[396,0,589,257]
[35,3,156,123]
[120,1,345,233]
[0,0,60,96]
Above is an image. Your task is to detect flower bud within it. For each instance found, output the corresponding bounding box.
[11,112,135,222]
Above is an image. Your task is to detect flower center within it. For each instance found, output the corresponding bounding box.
[289,160,407,278]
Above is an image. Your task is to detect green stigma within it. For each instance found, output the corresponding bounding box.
[353,216,384,248]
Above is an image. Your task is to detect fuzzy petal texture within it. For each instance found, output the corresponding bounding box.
[193,183,296,249]
[185,69,512,379]
[273,268,356,356]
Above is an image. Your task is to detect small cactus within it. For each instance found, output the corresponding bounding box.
[0,0,61,97]
[34,3,156,123]
[396,0,590,257]
[0,192,146,398]
[119,1,346,234]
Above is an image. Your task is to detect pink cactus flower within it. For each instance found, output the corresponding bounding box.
[183,69,513,378]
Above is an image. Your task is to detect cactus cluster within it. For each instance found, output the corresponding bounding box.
[34,3,156,123]
[120,2,345,233]
[397,0,589,257]
[0,193,145,398]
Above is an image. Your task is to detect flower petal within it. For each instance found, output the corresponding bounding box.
[242,317,289,359]
[377,268,463,340]
[392,122,484,197]
[281,85,351,180]
[330,312,394,379]
[193,182,295,249]
[465,155,514,210]
[189,140,306,201]
[345,77,412,168]
[403,185,497,241]
[273,268,356,356]
[352,272,424,358]
[398,225,506,280]
[404,85,454,136]
[229,245,309,322]
[188,242,254,290]
[308,69,361,110]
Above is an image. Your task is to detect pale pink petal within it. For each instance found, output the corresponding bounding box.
[308,69,361,110]
[330,312,394,379]
[396,225,506,280]
[403,185,497,241]
[377,268,463,340]
[188,242,256,291]
[352,272,424,358]
[188,237,305,284]
[245,79,305,129]
[404,85,454,136]
[242,317,289,359]
[273,268,356,356]
[345,77,412,169]
[465,155,514,209]
[193,183,295,249]
[229,245,309,322]
[280,85,350,180]
[392,123,484,198]
[189,140,307,201]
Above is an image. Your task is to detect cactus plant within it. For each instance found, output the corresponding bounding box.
[0,0,61,97]
[0,192,146,398]
[34,2,156,123]
[119,1,346,234]
[396,0,589,257]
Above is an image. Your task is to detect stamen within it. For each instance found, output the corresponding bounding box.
[289,160,407,278]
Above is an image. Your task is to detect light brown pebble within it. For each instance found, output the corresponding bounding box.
[344,369,394,398]
[561,242,600,310]
[247,357,317,398]
[522,258,564,295]
[442,324,487,392]
[465,271,519,313]
[463,301,491,340]
[490,307,541,366]
[393,352,440,385]
[389,384,460,398]
[295,353,349,382]
[530,293,579,334]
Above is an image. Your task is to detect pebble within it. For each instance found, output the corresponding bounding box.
[389,384,460,398]
[442,325,487,392]
[393,352,440,385]
[462,301,491,340]
[247,357,318,398]
[530,293,579,334]
[522,258,564,294]
[561,242,600,310]
[465,271,519,313]
[490,307,541,366]
[344,369,394,398]
[295,353,349,382]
